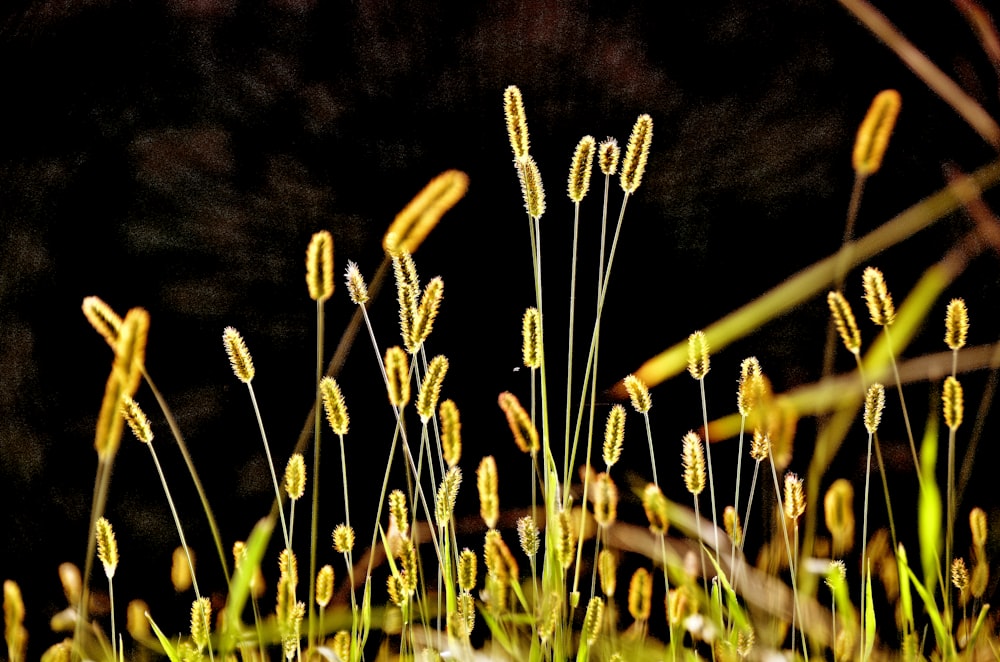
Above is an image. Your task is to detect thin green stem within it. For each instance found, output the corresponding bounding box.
[247,383,290,549]
[308,298,324,649]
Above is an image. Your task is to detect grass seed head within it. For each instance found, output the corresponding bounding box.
[598,138,620,176]
[783,472,806,521]
[345,260,369,305]
[970,507,988,552]
[399,537,419,596]
[416,355,449,423]
[828,291,862,354]
[121,395,153,444]
[556,508,576,570]
[332,524,355,555]
[824,478,855,555]
[498,391,539,454]
[952,557,970,591]
[620,114,653,194]
[411,276,444,349]
[384,346,411,407]
[943,375,964,430]
[458,548,478,592]
[315,564,334,608]
[687,330,710,379]
[58,562,81,606]
[440,399,462,467]
[278,548,298,587]
[95,516,119,579]
[750,428,770,461]
[383,170,469,255]
[628,568,652,621]
[223,326,254,384]
[603,404,626,468]
[503,85,530,162]
[583,596,605,644]
[521,307,541,369]
[476,457,499,529]
[971,560,989,598]
[283,453,306,501]
[391,250,420,352]
[853,89,902,176]
[724,505,742,548]
[332,631,351,662]
[320,376,350,435]
[516,515,540,557]
[82,295,122,348]
[306,230,334,302]
[624,373,652,413]
[945,298,969,350]
[598,549,617,597]
[593,472,619,527]
[864,383,886,434]
[737,357,764,417]
[568,135,596,202]
[436,467,462,527]
[516,155,546,219]
[389,489,410,541]
[682,431,706,496]
[862,266,895,327]
[642,483,670,534]
[190,597,211,652]
[171,546,193,592]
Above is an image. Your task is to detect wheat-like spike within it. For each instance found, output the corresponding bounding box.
[345,260,369,306]
[852,89,902,176]
[593,472,619,527]
[315,564,334,608]
[497,391,540,453]
[521,307,541,369]
[458,548,478,592]
[687,330,710,379]
[516,515,540,557]
[971,560,989,598]
[943,376,964,430]
[583,596,605,645]
[190,597,212,652]
[385,574,405,607]
[82,296,123,348]
[388,489,410,541]
[458,591,476,635]
[568,135,596,202]
[332,631,351,662]
[383,170,470,255]
[737,357,764,417]
[476,456,499,529]
[603,404,626,468]
[723,505,743,548]
[503,85,530,162]
[332,524,355,555]
[391,250,420,352]
[598,138,620,176]
[384,346,411,407]
[306,230,334,302]
[642,483,669,534]
[556,508,575,570]
[435,466,462,527]
[945,298,969,351]
[399,537,419,596]
[783,472,806,521]
[681,431,706,496]
[439,399,462,468]
[862,266,895,327]
[416,354,449,423]
[411,276,444,349]
[623,374,652,413]
[737,628,756,658]
[620,114,653,194]
[598,549,617,597]
[223,326,255,384]
[516,155,546,219]
[824,479,855,555]
[283,602,305,658]
[952,558,970,591]
[284,453,306,501]
[627,568,652,621]
[970,507,988,551]
[95,517,119,579]
[484,530,509,582]
[279,548,298,588]
[320,376,350,435]
[121,395,153,444]
[749,428,770,461]
[863,383,886,434]
[827,291,862,355]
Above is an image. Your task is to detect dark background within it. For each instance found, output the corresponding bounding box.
[3,0,1000,654]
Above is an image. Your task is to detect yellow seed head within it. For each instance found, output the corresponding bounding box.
[284,453,306,501]
[95,516,119,579]
[306,230,334,302]
[458,591,476,635]
[556,508,575,570]
[952,557,969,591]
[724,505,742,548]
[943,376,964,430]
[171,545,193,592]
[517,155,546,219]
[853,89,902,176]
[970,507,988,551]
[332,524,355,555]
[439,399,462,468]
[682,431,706,496]
[121,395,153,444]
[279,548,298,588]
[476,456,500,529]
[516,515,540,557]
[598,138,620,176]
[126,599,151,642]
[737,356,764,417]
[485,529,518,582]
[620,114,653,194]
[411,276,444,350]
[828,291,862,355]
[737,628,756,658]
[862,266,895,326]
[58,562,82,606]
[3,580,25,656]
[190,597,212,652]
[345,260,369,305]
[598,549,617,597]
[628,568,653,621]
[391,250,420,353]
[82,295,122,348]
[320,376,350,435]
[603,404,626,468]
[388,489,410,542]
[624,374,652,413]
[386,573,406,607]
[824,478,856,555]
[750,428,770,461]
[435,466,462,527]
[383,170,469,255]
[864,383,886,434]
[399,537,419,596]
[498,391,539,454]
[667,586,689,626]
[503,85,530,162]
[593,472,619,527]
[384,346,411,407]
[315,564,334,608]
[583,596,605,644]
[971,560,989,598]
[416,355,449,423]
[332,631,351,662]
[783,472,806,521]
[458,548,478,592]
[95,307,149,459]
[568,135,596,202]
[223,326,254,383]
[945,298,969,351]
[521,307,541,369]
[642,483,670,535]
[687,330,710,379]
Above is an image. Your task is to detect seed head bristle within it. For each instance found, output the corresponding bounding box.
[388,489,410,541]
[223,326,255,384]
[750,428,770,461]
[345,260,369,306]
[598,138,620,176]
[516,155,545,219]
[411,276,444,350]
[284,453,306,501]
[497,391,540,454]
[624,374,652,413]
[945,298,969,351]
[458,548,477,592]
[315,564,334,608]
[952,557,969,591]
[95,516,119,579]
[435,466,462,527]
[556,508,575,570]
[943,375,964,430]
[383,170,469,255]
[593,472,619,528]
[568,135,596,202]
[306,230,334,302]
[681,431,706,496]
[724,505,742,548]
[863,383,886,434]
[627,568,652,621]
[824,478,855,555]
[603,404,626,468]
[416,355,449,423]
[737,628,756,658]
[970,507,988,551]
[458,592,476,636]
[620,114,653,194]
[737,357,764,417]
[687,330,710,379]
[82,296,123,348]
[598,549,617,597]
[384,346,411,407]
[827,291,862,355]
[852,89,902,176]
[583,596,605,644]
[516,515,540,557]
[332,524,355,555]
[862,266,895,327]
[476,456,499,529]
[484,530,510,582]
[190,597,212,652]
[503,85,530,162]
[121,395,154,444]
[642,483,670,534]
[320,376,350,435]
[521,307,542,369]
[783,472,806,521]
[439,399,462,468]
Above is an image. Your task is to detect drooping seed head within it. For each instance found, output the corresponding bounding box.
[827,290,862,355]
[737,357,764,417]
[624,374,652,413]
[620,114,653,194]
[783,472,806,521]
[516,155,546,219]
[476,457,499,529]
[458,548,477,592]
[82,296,122,348]
[970,507,988,551]
[568,135,596,202]
[687,330,710,379]
[190,597,212,652]
[435,466,462,527]
[345,260,369,305]
[498,391,540,454]
[503,85,530,162]
[320,376,350,435]
[95,517,119,579]
[862,266,895,327]
[952,557,970,591]
[863,383,885,434]
[582,596,605,645]
[332,524,355,555]
[516,515,540,557]
[852,89,902,176]
[306,230,334,302]
[602,404,626,468]
[598,549,617,597]
[383,170,469,255]
[627,568,652,621]
[95,307,149,460]
[521,307,541,369]
[384,346,411,407]
[750,428,770,461]
[439,399,462,467]
[315,564,334,608]
[681,431,706,496]
[121,395,153,444]
[411,276,444,350]
[824,478,856,555]
[945,298,969,351]
[416,355,449,423]
[388,489,410,540]
[943,376,964,430]
[593,472,619,527]
[223,327,254,384]
[642,483,670,534]
[598,138,620,176]
[283,453,306,501]
[724,505,742,548]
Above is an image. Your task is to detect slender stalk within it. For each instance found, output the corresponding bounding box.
[698,377,721,563]
[308,298,324,649]
[247,383,290,549]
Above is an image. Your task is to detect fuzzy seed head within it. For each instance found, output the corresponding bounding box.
[593,472,619,527]
[386,573,406,607]
[59,562,81,606]
[603,404,626,468]
[952,557,969,591]
[391,250,420,352]
[863,383,886,434]
[458,592,476,636]
[440,399,462,468]
[642,483,670,534]
[598,549,617,597]
[827,290,862,355]
[862,267,895,327]
[332,524,355,555]
[190,597,212,652]
[416,355,449,423]
[485,529,517,582]
[628,568,653,621]
[278,548,298,588]
[284,453,306,501]
[521,307,541,369]
[517,155,546,219]
[971,560,989,598]
[384,346,411,407]
[620,114,653,194]
[737,356,764,417]
[435,466,462,527]
[398,537,419,596]
[853,89,902,176]
[383,170,469,255]
[783,472,806,521]
[943,376,964,430]
[222,326,254,383]
[122,395,153,444]
[345,261,369,305]
[503,85,530,162]
[668,587,689,626]
[737,628,756,657]
[306,230,334,302]
[332,631,351,662]
[824,478,855,555]
[624,374,652,413]
[171,546,193,592]
[95,516,119,578]
[411,276,444,350]
[498,391,539,454]
[945,298,969,351]
[682,431,706,495]
[315,564,334,608]
[970,507,988,551]
[516,515,540,557]
[687,330,710,379]
[458,548,477,592]
[724,505,742,548]
[556,508,576,570]
[568,135,596,202]
[320,376,350,435]
[388,489,410,541]
[477,456,500,529]
[583,596,605,644]
[82,296,122,348]
[598,138,620,176]
[750,428,770,461]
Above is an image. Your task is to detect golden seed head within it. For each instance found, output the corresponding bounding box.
[223,326,255,383]
[497,391,539,454]
[521,307,542,369]
[388,489,410,541]
[723,505,742,548]
[737,356,764,417]
[384,346,411,407]
[970,507,988,550]
[3,580,25,641]
[681,431,706,495]
[332,631,351,662]
[737,628,756,657]
[121,395,153,444]
[95,516,119,578]
[667,586,689,626]
[58,562,82,606]
[556,508,576,570]
[42,640,72,662]
[386,573,406,607]
[971,560,989,598]
[620,113,653,194]
[943,375,964,430]
[439,399,462,468]
[503,85,530,162]
[516,515,540,557]
[952,557,970,591]
[416,355,449,423]
[828,291,862,354]
[516,155,546,219]
[824,478,856,555]
[391,250,420,353]
[278,548,298,588]
[750,428,770,461]
[171,546,193,592]
[583,597,605,644]
[476,456,500,529]
[628,568,652,621]
[283,453,306,501]
[568,135,596,202]
[399,537,419,596]
[320,376,350,435]
[642,483,670,535]
[598,549,617,597]
[484,529,517,582]
[345,260,369,305]
[593,472,619,527]
[95,307,150,459]
[458,591,476,635]
[315,564,334,608]
[603,404,626,468]
[862,266,895,327]
[458,548,478,592]
[945,298,969,351]
[411,276,445,350]
[825,560,848,590]
[332,524,355,555]
[863,383,886,434]
[190,597,212,652]
[306,230,334,302]
[383,170,469,255]
[624,374,652,413]
[82,296,122,348]
[853,89,902,176]
[783,472,806,521]
[598,138,620,176]
[435,466,462,527]
[687,330,710,379]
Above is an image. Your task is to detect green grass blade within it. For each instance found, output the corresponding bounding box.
[220,517,274,656]
[145,612,181,662]
[903,561,951,656]
[918,413,942,592]
[864,570,875,661]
